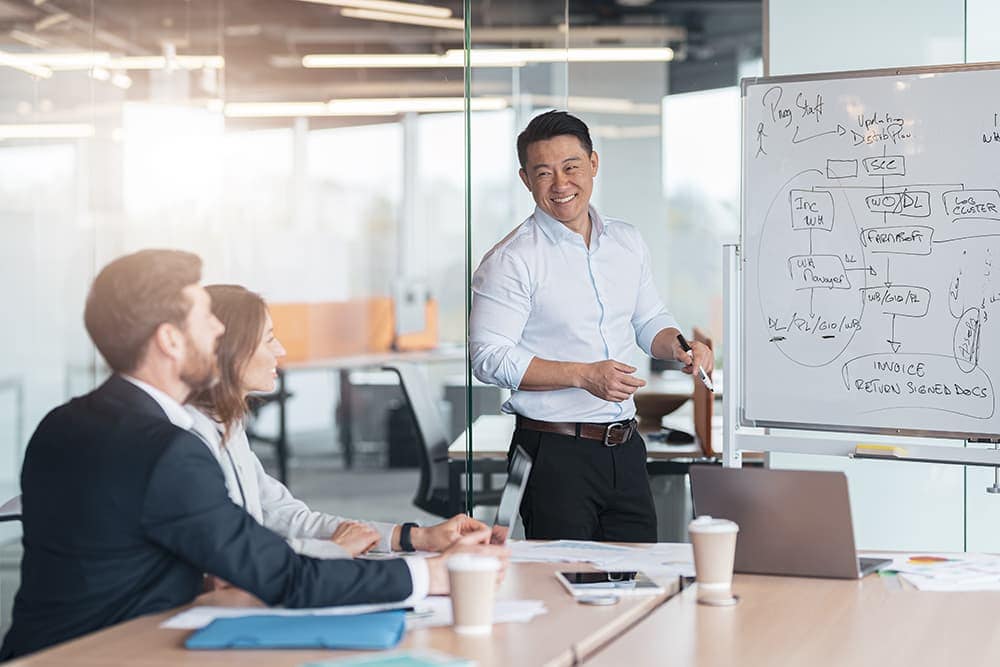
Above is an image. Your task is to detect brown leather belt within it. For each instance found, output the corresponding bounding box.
[515,415,637,446]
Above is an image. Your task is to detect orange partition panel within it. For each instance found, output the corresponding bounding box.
[270,298,394,362]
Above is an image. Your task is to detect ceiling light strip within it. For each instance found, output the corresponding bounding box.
[296,0,451,18]
[0,51,53,78]
[224,96,507,118]
[302,47,674,69]
[340,8,463,30]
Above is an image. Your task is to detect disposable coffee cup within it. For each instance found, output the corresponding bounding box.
[447,554,501,635]
[688,515,739,606]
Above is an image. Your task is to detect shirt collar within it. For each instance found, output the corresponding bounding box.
[121,375,195,430]
[185,406,225,452]
[532,204,606,245]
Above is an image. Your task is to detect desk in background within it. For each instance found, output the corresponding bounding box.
[9,561,677,667]
[264,348,464,482]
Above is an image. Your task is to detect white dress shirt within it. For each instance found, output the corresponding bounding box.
[470,205,679,423]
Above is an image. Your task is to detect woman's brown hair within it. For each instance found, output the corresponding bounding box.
[188,284,268,442]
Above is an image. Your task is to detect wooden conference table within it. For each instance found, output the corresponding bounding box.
[8,561,678,667]
[586,571,1000,667]
[16,554,1000,667]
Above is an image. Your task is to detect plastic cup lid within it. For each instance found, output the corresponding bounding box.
[688,515,739,533]
[447,554,502,572]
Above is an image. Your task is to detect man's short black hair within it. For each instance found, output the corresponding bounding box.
[516,110,593,169]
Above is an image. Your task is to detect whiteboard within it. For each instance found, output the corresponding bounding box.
[741,64,1000,439]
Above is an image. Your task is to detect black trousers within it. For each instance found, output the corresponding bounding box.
[508,426,658,542]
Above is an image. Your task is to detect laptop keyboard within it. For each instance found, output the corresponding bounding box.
[858,557,892,575]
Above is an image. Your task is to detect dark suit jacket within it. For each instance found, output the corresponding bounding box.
[0,375,412,660]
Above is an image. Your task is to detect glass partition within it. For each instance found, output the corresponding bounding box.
[0,0,477,631]
[465,1,761,538]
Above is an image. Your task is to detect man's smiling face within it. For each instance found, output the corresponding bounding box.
[519,134,599,233]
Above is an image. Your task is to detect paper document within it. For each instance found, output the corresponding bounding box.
[162,602,411,630]
[162,598,546,631]
[509,540,695,578]
[405,597,546,630]
[509,540,635,564]
[888,553,1000,591]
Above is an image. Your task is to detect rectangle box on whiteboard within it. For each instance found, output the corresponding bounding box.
[862,155,905,176]
[942,189,1000,221]
[789,189,835,231]
[826,159,858,179]
[787,254,850,291]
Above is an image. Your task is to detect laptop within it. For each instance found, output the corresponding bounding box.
[489,445,533,545]
[689,466,890,579]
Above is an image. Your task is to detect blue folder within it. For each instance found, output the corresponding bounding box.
[185,610,406,650]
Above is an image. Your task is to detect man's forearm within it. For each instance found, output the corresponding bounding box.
[650,327,681,361]
[517,357,585,391]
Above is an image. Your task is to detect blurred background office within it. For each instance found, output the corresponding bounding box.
[3,0,1000,637]
[0,0,759,519]
[0,0,765,629]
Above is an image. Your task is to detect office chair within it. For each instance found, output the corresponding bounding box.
[0,495,21,523]
[383,363,501,518]
[245,369,293,486]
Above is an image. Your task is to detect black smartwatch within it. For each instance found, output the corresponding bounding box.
[399,522,419,552]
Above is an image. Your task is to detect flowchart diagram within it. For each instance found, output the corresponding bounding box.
[746,78,1000,427]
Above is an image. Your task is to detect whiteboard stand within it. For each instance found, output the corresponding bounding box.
[722,242,743,469]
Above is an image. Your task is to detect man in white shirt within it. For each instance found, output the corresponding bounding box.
[470,111,713,542]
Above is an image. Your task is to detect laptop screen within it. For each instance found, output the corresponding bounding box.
[490,445,533,545]
[689,466,866,579]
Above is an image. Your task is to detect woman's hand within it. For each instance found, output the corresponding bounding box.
[409,514,490,552]
[330,521,381,556]
[424,529,510,595]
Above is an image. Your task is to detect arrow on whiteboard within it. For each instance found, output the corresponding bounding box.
[792,123,847,144]
[884,257,892,287]
[887,314,901,353]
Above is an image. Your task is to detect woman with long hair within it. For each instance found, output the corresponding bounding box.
[187,284,484,558]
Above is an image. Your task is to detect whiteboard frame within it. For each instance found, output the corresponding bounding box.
[728,62,1000,462]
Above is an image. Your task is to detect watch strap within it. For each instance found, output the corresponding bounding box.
[399,522,418,552]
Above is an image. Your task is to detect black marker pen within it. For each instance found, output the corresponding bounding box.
[676,334,715,393]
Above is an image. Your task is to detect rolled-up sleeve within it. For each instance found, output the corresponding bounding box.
[631,235,679,357]
[469,248,535,390]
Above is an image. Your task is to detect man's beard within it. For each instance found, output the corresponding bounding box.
[179,333,219,393]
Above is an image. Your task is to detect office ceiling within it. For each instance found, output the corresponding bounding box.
[0,0,760,118]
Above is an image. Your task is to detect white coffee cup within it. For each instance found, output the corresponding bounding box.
[688,515,739,606]
[447,554,501,634]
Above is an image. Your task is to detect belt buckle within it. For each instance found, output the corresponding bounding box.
[603,422,625,447]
